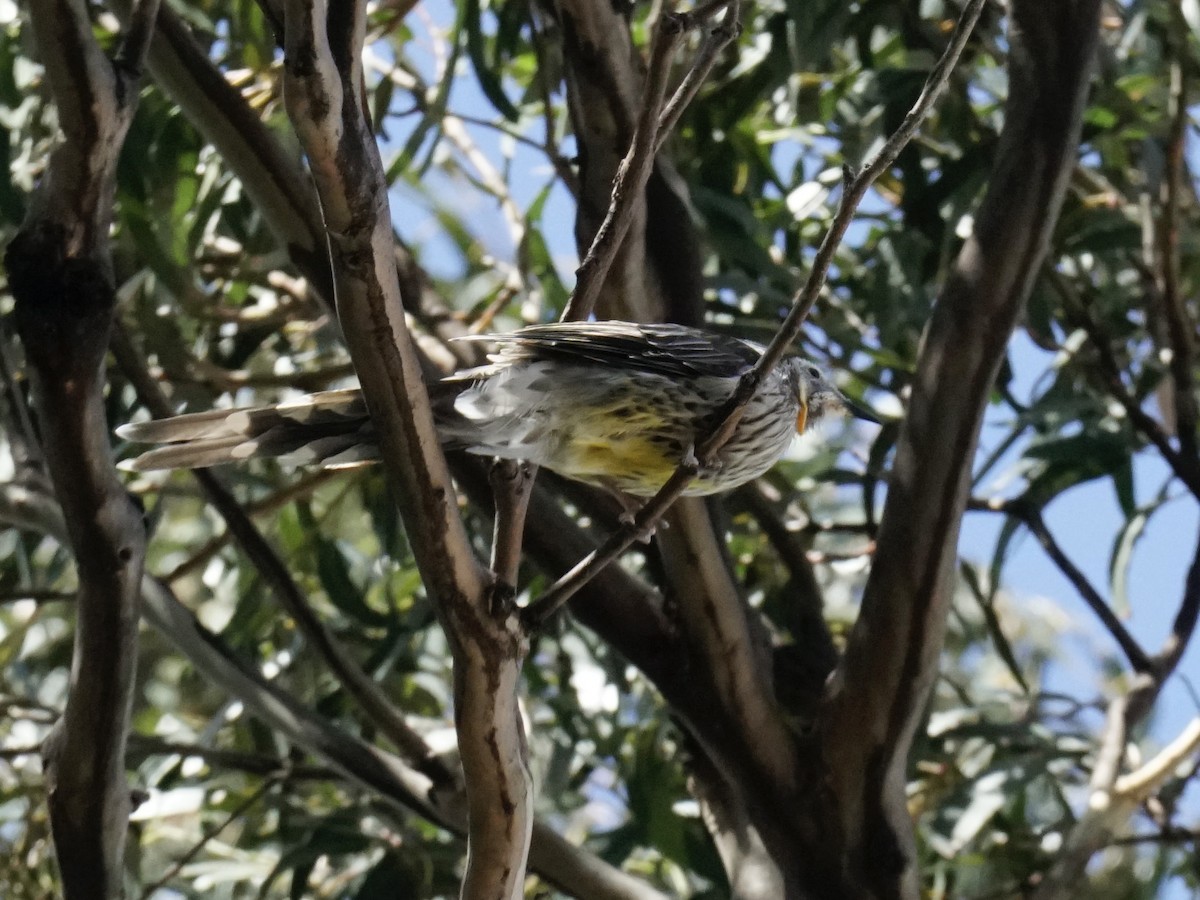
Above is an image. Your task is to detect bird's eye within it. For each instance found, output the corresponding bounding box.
[807,366,821,380]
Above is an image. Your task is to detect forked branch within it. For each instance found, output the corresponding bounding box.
[562,1,741,322]
[819,3,1102,895]
[523,0,988,629]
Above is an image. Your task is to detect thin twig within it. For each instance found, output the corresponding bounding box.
[439,115,529,299]
[697,0,986,451]
[959,560,1031,695]
[560,12,688,321]
[732,484,824,620]
[0,744,45,760]
[137,776,280,900]
[1153,527,1200,676]
[969,496,1154,675]
[488,460,533,589]
[1127,527,1200,727]
[1047,268,1200,500]
[125,736,333,778]
[1157,20,1199,473]
[449,109,576,198]
[529,8,578,198]
[0,588,76,604]
[1110,828,1200,846]
[522,0,986,629]
[161,468,344,582]
[157,360,357,393]
[654,2,742,153]
[469,284,521,334]
[0,321,42,470]
[368,45,580,196]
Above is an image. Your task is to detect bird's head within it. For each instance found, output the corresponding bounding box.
[785,357,879,433]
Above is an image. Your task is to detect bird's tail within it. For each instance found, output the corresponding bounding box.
[116,380,491,472]
[117,389,380,471]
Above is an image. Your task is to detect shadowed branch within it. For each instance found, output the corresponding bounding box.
[5,0,159,894]
[818,3,1102,896]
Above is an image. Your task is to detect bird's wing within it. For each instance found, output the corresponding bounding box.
[457,322,761,379]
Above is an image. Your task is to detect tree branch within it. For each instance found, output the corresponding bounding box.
[733,484,830,648]
[1150,525,1200,676]
[1032,710,1200,899]
[521,0,986,629]
[656,499,798,784]
[111,323,455,784]
[653,4,742,153]
[0,482,668,900]
[687,743,784,900]
[968,497,1154,675]
[560,0,738,323]
[140,577,661,900]
[818,4,1101,896]
[1154,17,1199,472]
[455,461,816,846]
[107,0,333,300]
[550,0,707,323]
[6,0,158,894]
[488,460,533,589]
[95,9,736,889]
[280,4,529,896]
[1048,269,1200,500]
[562,9,694,321]
[159,468,341,582]
[137,776,280,900]
[1125,526,1200,727]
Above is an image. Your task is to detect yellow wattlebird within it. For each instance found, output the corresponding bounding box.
[118,321,878,496]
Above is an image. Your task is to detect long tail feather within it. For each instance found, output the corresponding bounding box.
[117,390,377,471]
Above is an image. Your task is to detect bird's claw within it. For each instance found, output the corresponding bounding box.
[619,509,656,544]
[682,443,720,481]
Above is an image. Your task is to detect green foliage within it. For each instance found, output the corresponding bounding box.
[0,0,1197,897]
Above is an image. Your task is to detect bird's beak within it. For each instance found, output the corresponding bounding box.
[842,396,880,424]
[795,402,808,434]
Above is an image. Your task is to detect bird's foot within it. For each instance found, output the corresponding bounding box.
[618,506,657,544]
[595,480,662,543]
[682,443,721,484]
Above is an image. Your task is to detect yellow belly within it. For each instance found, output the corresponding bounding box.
[562,435,677,482]
[550,400,686,492]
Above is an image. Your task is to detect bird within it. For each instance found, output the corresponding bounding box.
[117,321,878,496]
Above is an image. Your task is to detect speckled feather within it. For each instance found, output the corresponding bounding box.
[118,322,866,495]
